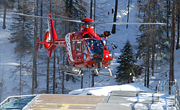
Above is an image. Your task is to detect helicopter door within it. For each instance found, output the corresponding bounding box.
[76,41,83,63]
[82,41,88,62]
[72,41,76,61]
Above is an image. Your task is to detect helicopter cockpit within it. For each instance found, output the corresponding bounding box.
[86,39,103,57]
[86,38,114,58]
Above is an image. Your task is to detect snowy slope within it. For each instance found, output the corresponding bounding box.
[0,13,20,101]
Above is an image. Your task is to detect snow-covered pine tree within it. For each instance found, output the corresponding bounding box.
[116,40,136,84]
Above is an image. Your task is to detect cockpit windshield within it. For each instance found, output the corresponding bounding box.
[86,39,104,57]
[86,39,114,58]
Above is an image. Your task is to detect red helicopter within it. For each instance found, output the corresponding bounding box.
[36,14,116,77]
[2,12,165,78]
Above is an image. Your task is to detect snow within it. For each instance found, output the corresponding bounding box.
[0,13,20,101]
[69,83,152,96]
[69,83,176,109]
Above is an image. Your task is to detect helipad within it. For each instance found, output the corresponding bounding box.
[23,94,105,110]
[0,91,177,110]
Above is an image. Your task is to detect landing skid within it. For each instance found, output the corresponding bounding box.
[94,67,116,78]
[60,65,83,76]
[59,65,116,78]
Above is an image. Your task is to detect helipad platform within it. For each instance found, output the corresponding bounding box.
[1,91,176,110]
[23,94,105,110]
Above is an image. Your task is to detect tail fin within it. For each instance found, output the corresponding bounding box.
[36,13,58,57]
[45,13,58,57]
[47,13,58,41]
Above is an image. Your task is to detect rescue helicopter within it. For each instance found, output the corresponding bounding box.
[1,12,166,78]
[35,13,166,78]
[36,14,117,78]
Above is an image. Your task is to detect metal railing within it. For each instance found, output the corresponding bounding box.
[157,80,180,110]
[175,82,180,110]
[0,94,36,109]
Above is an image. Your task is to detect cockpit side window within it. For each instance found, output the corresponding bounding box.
[72,42,75,50]
[102,40,114,57]
[82,41,88,54]
[76,41,81,52]
[83,34,89,38]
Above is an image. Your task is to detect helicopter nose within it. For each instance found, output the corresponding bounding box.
[103,50,110,62]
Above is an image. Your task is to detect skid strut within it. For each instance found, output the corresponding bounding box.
[59,65,116,78]
[95,67,116,78]
[60,65,83,76]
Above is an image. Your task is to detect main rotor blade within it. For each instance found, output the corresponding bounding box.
[0,12,82,23]
[1,12,167,25]
[93,21,167,25]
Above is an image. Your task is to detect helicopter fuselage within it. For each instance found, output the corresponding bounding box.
[64,30,114,69]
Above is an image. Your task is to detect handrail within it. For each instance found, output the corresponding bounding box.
[174,81,180,110]
[0,94,36,108]
[157,80,180,109]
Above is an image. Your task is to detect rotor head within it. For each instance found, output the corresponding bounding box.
[81,18,94,28]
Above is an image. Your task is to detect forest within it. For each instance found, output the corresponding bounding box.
[0,0,180,97]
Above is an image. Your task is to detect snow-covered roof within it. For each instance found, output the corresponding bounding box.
[69,83,152,96]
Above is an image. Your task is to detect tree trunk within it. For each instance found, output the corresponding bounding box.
[20,53,22,95]
[111,0,118,34]
[144,70,146,87]
[62,49,65,94]
[46,58,49,93]
[92,73,94,87]
[147,32,150,88]
[90,0,93,18]
[53,50,56,94]
[81,72,83,89]
[32,0,38,94]
[151,0,156,76]
[176,1,180,50]
[2,0,6,29]
[94,0,96,30]
[146,0,151,88]
[40,0,43,48]
[169,0,176,94]
[126,0,130,28]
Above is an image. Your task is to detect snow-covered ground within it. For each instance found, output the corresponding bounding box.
[69,83,152,96]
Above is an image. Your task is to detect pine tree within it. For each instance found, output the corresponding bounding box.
[9,0,33,56]
[136,0,171,87]
[116,40,136,84]
[8,0,33,95]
